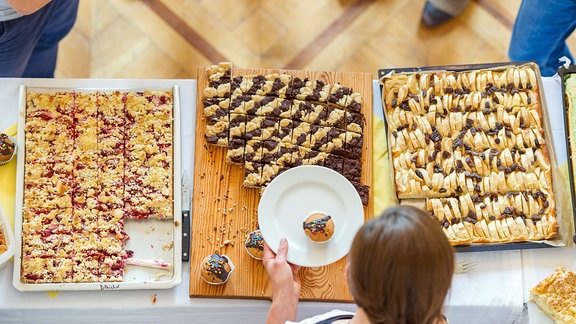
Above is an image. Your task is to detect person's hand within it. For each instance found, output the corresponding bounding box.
[7,0,52,15]
[263,237,301,324]
[263,237,301,297]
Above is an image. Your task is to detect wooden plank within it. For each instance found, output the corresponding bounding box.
[190,66,373,301]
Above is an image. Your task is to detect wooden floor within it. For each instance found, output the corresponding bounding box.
[54,0,576,79]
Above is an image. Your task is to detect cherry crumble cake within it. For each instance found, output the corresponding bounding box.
[22,90,173,283]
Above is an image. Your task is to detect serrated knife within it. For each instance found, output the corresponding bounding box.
[181,172,191,262]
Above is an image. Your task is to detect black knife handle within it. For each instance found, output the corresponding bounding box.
[182,210,191,262]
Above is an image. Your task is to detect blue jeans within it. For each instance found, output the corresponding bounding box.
[509,0,576,76]
[0,0,79,78]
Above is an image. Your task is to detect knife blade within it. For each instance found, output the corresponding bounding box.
[181,172,191,262]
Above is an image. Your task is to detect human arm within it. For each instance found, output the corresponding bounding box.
[7,0,51,15]
[263,237,302,324]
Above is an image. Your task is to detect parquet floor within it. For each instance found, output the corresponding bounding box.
[54,0,576,79]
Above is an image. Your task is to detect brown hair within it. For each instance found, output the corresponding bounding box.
[347,205,454,324]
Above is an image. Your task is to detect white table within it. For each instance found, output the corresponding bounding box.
[0,77,570,324]
[521,75,575,324]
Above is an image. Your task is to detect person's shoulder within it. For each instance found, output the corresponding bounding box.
[285,309,355,324]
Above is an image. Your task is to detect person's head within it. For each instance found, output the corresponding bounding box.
[346,205,454,324]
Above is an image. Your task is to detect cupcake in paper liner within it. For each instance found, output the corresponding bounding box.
[0,133,16,166]
[200,253,234,285]
[303,212,335,243]
[245,229,265,260]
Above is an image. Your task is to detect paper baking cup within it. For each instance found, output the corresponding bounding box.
[199,254,235,285]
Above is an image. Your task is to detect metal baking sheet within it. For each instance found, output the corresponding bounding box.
[378,62,574,252]
[558,64,576,244]
[12,85,182,291]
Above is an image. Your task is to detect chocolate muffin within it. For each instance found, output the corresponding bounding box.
[200,253,234,285]
[303,213,335,243]
[0,133,15,165]
[245,229,265,260]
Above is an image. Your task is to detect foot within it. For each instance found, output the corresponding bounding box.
[420,1,455,28]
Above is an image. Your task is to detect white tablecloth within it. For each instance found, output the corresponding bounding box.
[521,75,574,324]
[0,77,570,324]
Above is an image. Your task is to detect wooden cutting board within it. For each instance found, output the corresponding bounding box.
[190,66,374,302]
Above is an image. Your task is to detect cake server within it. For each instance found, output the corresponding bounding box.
[181,172,191,262]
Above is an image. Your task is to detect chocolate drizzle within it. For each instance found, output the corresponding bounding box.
[204,254,231,281]
[303,215,332,233]
[0,133,14,157]
[245,231,264,251]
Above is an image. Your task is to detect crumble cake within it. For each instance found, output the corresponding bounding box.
[531,267,576,323]
[202,62,370,205]
[22,89,173,283]
[0,226,6,255]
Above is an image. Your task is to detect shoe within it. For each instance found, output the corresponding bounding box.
[420,1,455,28]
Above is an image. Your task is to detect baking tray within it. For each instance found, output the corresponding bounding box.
[12,85,182,291]
[0,201,15,269]
[378,62,574,252]
[559,64,576,244]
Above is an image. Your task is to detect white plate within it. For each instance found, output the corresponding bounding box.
[258,165,364,267]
